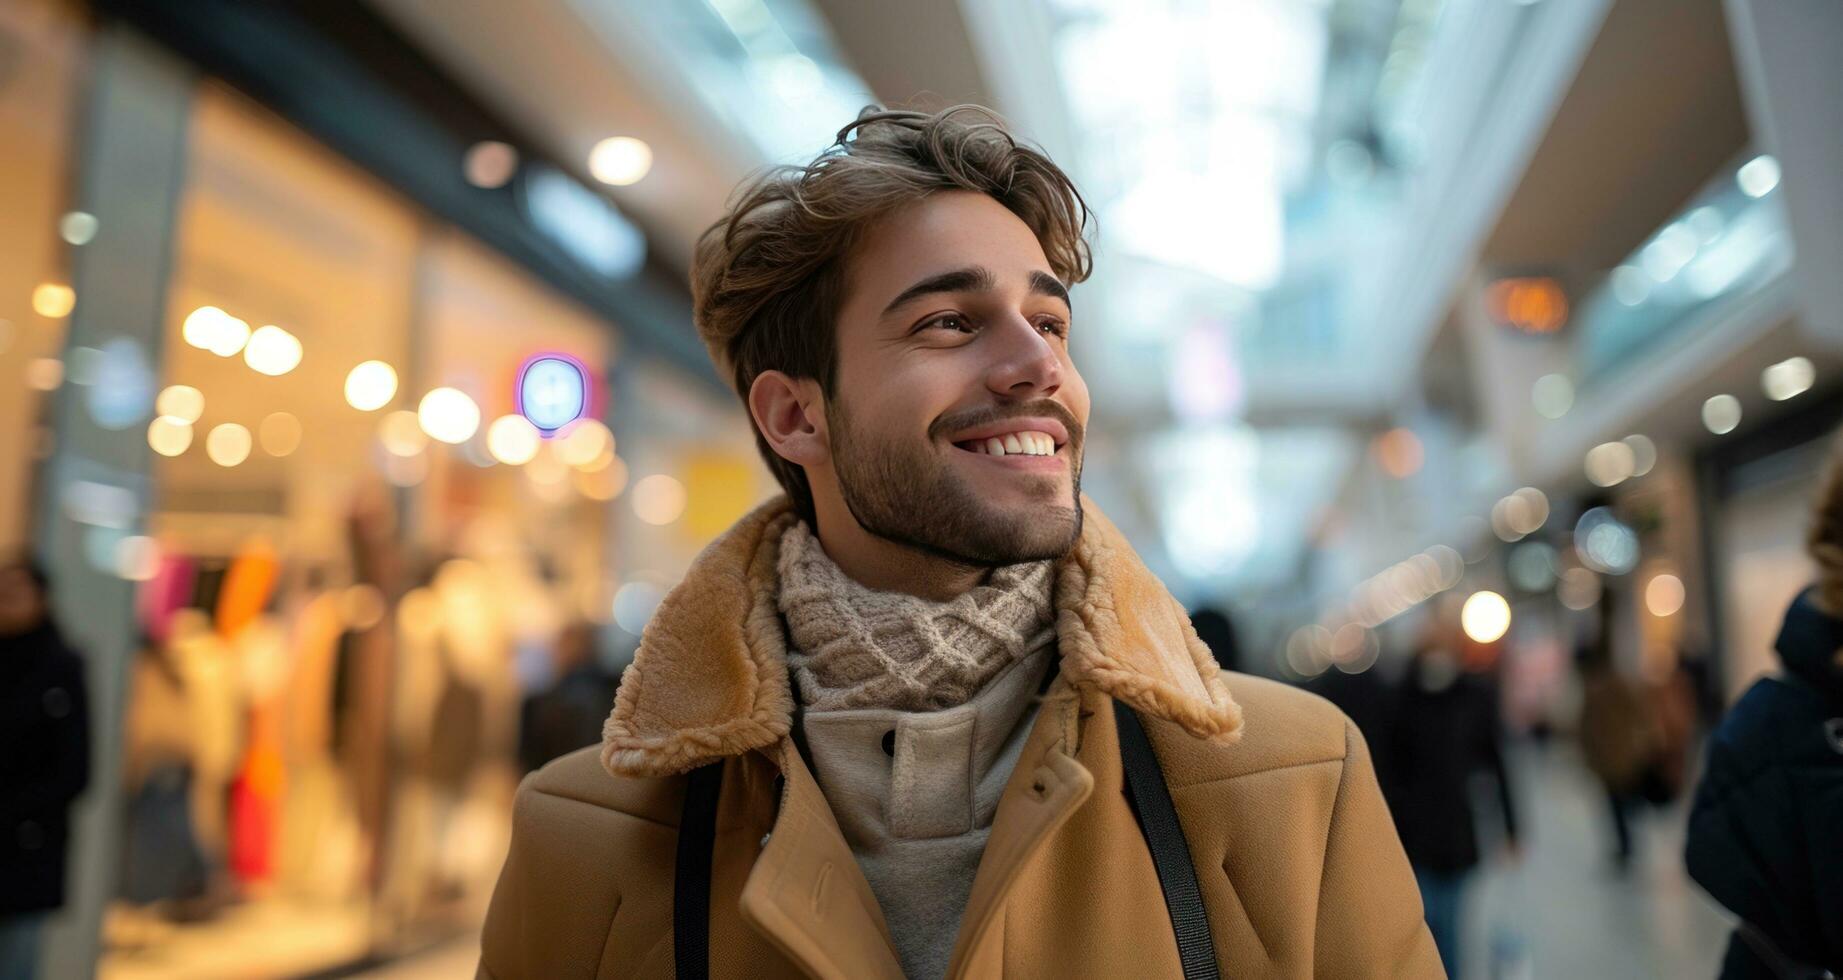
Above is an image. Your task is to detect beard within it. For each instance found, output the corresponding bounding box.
[826,398,1083,568]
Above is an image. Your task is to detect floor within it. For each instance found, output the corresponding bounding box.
[1455,743,1731,979]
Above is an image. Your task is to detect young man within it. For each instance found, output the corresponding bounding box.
[479,106,1440,979]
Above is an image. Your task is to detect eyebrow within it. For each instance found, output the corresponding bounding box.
[879,265,1072,316]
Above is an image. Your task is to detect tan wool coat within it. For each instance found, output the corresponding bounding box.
[478,499,1443,979]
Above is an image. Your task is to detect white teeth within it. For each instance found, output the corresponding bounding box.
[962,432,1058,456]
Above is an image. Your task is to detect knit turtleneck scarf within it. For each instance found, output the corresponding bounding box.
[776,520,1057,713]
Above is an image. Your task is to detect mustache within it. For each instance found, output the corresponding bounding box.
[929,400,1084,448]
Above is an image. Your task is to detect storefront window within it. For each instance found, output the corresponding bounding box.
[0,0,87,553]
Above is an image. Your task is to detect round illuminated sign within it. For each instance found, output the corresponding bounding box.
[517,353,591,432]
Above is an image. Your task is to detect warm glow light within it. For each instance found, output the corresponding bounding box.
[576,456,628,501]
[344,360,398,411]
[32,283,75,318]
[1460,591,1511,644]
[418,387,481,444]
[555,418,613,467]
[589,136,653,186]
[26,358,63,391]
[632,474,687,525]
[486,414,541,465]
[206,423,252,467]
[154,385,204,423]
[188,307,247,358]
[1762,356,1815,402]
[147,416,192,457]
[183,307,224,350]
[259,412,302,456]
[1486,277,1569,334]
[1646,573,1686,617]
[244,325,302,376]
[1373,428,1424,479]
[464,140,519,189]
[1702,394,1742,434]
[380,410,427,457]
[1623,434,1658,477]
[1585,441,1636,487]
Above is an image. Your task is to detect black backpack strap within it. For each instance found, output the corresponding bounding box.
[1116,700,1222,980]
[674,761,724,980]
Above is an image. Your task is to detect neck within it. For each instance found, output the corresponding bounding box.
[809,496,986,602]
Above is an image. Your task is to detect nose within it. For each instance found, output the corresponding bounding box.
[985,315,1062,398]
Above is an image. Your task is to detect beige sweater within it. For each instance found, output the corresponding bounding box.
[776,522,1057,980]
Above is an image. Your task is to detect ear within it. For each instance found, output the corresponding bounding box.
[747,370,830,467]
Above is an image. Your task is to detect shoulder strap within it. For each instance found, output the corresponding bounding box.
[674,761,723,980]
[1115,700,1223,980]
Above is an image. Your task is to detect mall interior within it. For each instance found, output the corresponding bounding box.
[1,0,1839,976]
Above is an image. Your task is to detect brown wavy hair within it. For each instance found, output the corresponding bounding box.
[689,104,1093,522]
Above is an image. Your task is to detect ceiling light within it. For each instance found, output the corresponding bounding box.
[589,136,653,186]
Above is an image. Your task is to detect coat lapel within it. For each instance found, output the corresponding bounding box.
[736,740,906,980]
[600,495,1241,782]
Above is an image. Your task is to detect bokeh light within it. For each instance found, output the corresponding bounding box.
[26,358,64,391]
[486,414,541,465]
[1646,572,1686,617]
[259,412,302,456]
[555,418,613,467]
[1585,441,1636,487]
[1532,373,1574,419]
[632,474,687,525]
[1558,567,1603,610]
[244,325,303,376]
[380,410,428,457]
[1623,434,1658,477]
[344,360,398,411]
[1373,427,1424,479]
[32,282,75,318]
[205,423,252,467]
[1761,356,1814,402]
[59,211,99,246]
[1736,154,1780,198]
[464,140,519,188]
[1702,394,1742,434]
[418,387,481,444]
[155,385,204,423]
[589,136,653,186]
[147,416,193,457]
[1461,591,1511,644]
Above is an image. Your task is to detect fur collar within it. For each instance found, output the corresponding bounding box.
[601,496,1243,778]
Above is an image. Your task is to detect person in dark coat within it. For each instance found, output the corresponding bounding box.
[0,559,91,980]
[517,621,618,775]
[1686,443,1843,978]
[1384,612,1519,978]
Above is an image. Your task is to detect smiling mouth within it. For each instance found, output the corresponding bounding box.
[951,431,1062,458]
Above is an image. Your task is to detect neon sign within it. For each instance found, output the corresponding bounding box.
[516,353,593,432]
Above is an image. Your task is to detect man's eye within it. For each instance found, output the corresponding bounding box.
[1037,318,1069,338]
[923,314,973,334]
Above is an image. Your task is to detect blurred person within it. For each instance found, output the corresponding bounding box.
[479,105,1439,978]
[0,558,91,980]
[1685,440,1843,978]
[1577,623,1663,872]
[1187,605,1241,672]
[516,621,618,774]
[1384,603,1519,978]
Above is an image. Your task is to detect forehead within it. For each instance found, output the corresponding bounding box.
[844,191,1053,305]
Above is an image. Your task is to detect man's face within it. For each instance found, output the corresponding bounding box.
[820,190,1089,566]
